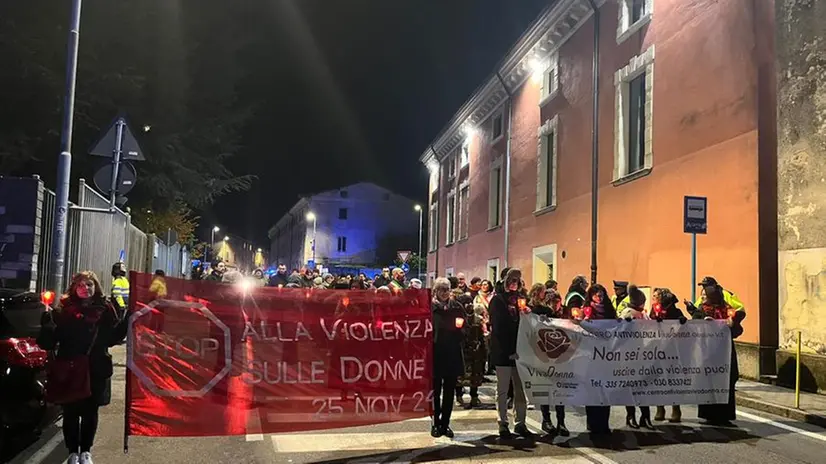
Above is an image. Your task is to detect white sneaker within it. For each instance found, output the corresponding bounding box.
[68,453,80,464]
[79,451,93,464]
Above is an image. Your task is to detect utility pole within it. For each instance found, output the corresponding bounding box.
[50,0,83,292]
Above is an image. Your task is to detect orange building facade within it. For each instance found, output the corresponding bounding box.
[421,0,777,380]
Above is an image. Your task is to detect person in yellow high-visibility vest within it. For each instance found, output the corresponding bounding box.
[111,262,130,317]
[693,276,745,313]
[611,280,630,313]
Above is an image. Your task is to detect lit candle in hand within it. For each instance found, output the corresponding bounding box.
[455,317,465,329]
[518,298,527,311]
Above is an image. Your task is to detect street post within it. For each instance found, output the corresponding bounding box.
[50,0,83,292]
[683,196,708,302]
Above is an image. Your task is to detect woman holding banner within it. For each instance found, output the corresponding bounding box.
[651,288,685,423]
[431,277,465,438]
[619,285,654,430]
[527,284,570,436]
[575,284,617,437]
[686,281,745,426]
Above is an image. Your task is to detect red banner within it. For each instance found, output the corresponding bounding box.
[125,272,433,437]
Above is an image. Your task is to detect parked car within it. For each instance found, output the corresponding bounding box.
[0,288,55,451]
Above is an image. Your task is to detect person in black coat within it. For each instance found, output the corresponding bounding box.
[651,288,686,422]
[577,283,616,437]
[686,283,745,426]
[38,271,129,464]
[489,268,532,438]
[527,284,570,436]
[431,277,465,438]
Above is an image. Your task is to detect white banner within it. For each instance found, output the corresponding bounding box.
[516,315,732,407]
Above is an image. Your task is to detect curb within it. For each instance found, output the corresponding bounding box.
[736,393,826,429]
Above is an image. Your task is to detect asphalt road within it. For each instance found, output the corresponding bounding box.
[8,347,826,464]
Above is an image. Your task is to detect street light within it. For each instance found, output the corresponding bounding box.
[210,226,220,263]
[414,204,423,279]
[306,212,317,265]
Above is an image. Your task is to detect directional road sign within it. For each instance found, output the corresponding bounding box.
[89,116,146,161]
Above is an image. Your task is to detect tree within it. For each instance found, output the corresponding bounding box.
[131,202,199,246]
[0,1,258,208]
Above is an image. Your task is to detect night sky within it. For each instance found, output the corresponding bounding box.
[207,0,550,244]
[1,1,550,246]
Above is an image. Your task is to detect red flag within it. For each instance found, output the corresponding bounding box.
[125,272,433,438]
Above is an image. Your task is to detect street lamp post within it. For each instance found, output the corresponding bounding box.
[210,226,220,263]
[414,204,423,279]
[306,212,317,265]
[49,0,83,292]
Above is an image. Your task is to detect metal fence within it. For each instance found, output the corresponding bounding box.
[31,177,190,293]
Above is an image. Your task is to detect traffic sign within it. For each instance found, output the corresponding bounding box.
[89,116,146,161]
[683,196,707,234]
[93,160,137,195]
[401,263,410,273]
[397,250,411,262]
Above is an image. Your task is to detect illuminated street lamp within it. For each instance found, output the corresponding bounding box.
[210,226,220,263]
[306,212,317,264]
[414,204,423,279]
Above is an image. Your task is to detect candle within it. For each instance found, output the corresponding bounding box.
[341,296,350,307]
[518,298,527,311]
[727,308,736,319]
[571,308,582,320]
[455,317,465,329]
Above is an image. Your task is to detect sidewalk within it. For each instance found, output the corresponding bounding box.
[736,378,826,428]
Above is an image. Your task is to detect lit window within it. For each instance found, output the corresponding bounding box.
[618,0,652,44]
[458,182,469,240]
[539,53,560,106]
[536,115,558,211]
[337,236,347,252]
[460,142,469,167]
[614,46,654,182]
[339,208,348,220]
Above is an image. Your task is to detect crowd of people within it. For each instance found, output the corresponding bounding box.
[429,268,746,441]
[41,259,746,463]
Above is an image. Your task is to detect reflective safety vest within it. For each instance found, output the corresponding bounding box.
[694,289,744,313]
[389,280,404,291]
[564,291,584,307]
[612,294,630,312]
[112,276,130,308]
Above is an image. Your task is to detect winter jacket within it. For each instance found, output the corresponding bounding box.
[489,291,522,367]
[38,295,128,406]
[432,299,465,378]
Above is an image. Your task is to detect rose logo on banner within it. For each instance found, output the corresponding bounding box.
[533,327,576,362]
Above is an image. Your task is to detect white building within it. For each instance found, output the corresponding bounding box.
[267,183,421,272]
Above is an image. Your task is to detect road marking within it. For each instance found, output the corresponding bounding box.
[271,430,498,453]
[245,407,264,442]
[738,410,826,443]
[523,417,618,464]
[475,393,618,464]
[22,421,63,464]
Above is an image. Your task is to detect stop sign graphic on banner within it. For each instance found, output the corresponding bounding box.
[128,299,232,398]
